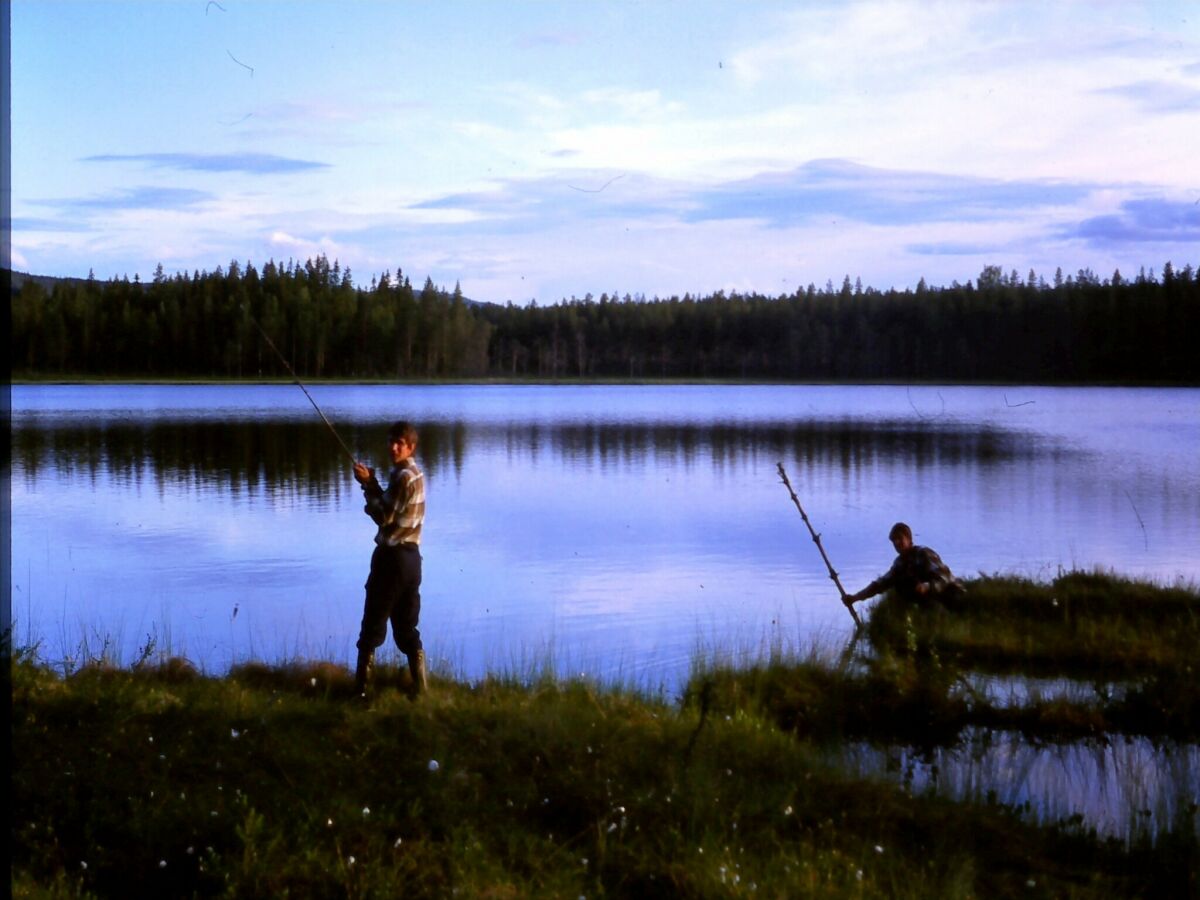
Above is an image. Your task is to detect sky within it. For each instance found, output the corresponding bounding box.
[8,0,1200,304]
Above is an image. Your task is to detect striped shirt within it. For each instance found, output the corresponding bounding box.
[361,458,424,547]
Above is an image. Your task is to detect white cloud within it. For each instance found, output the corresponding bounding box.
[269,230,307,248]
[422,5,1198,192]
[730,1,979,87]
[264,231,356,265]
[579,87,683,118]
[716,1,1200,187]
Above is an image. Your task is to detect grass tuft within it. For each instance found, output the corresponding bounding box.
[866,569,1200,679]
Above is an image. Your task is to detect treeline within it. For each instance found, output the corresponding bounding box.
[9,257,491,379]
[9,258,1200,382]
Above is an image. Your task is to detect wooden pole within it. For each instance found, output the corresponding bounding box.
[776,462,863,628]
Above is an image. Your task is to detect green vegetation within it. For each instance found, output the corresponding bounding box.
[10,650,1194,899]
[692,646,1198,747]
[695,572,1200,744]
[11,572,1199,898]
[9,257,1199,382]
[866,571,1200,679]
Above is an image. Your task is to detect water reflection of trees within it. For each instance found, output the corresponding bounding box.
[491,421,1061,473]
[12,418,1059,494]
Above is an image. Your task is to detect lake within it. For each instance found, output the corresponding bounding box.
[9,384,1200,689]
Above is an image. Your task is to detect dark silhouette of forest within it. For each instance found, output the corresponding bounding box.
[9,256,1199,383]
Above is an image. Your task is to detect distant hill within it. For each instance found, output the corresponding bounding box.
[7,270,122,294]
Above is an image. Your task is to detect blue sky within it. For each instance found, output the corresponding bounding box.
[9,1,1199,303]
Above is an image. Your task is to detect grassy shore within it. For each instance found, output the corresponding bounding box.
[865,571,1200,680]
[11,572,1199,898]
[688,571,1200,746]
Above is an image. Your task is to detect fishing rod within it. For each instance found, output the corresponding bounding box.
[245,310,359,467]
[776,462,863,628]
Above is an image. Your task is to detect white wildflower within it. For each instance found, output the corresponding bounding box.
[856,869,863,881]
[187,846,194,855]
[348,855,356,866]
[80,861,88,870]
[230,728,240,739]
[327,818,334,826]
[311,677,318,687]
[394,837,403,848]
[428,760,440,773]
[362,806,370,817]
[875,845,884,854]
[159,860,167,869]
[784,805,793,816]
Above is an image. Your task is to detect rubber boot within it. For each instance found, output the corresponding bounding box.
[408,649,427,694]
[354,649,375,696]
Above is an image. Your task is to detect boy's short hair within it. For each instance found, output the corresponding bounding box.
[888,522,912,542]
[389,420,419,447]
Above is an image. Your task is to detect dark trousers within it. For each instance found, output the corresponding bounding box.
[357,544,422,657]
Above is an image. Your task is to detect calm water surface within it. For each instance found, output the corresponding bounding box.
[10,384,1200,687]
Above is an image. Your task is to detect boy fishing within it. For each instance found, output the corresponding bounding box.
[352,420,427,696]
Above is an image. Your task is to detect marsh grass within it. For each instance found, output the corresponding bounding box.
[687,574,1200,748]
[13,646,1196,897]
[866,570,1200,679]
[691,653,1200,744]
[675,572,1198,888]
[12,573,1200,897]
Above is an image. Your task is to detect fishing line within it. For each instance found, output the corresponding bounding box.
[244,310,359,466]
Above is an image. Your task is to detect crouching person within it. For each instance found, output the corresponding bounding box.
[846,522,964,608]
